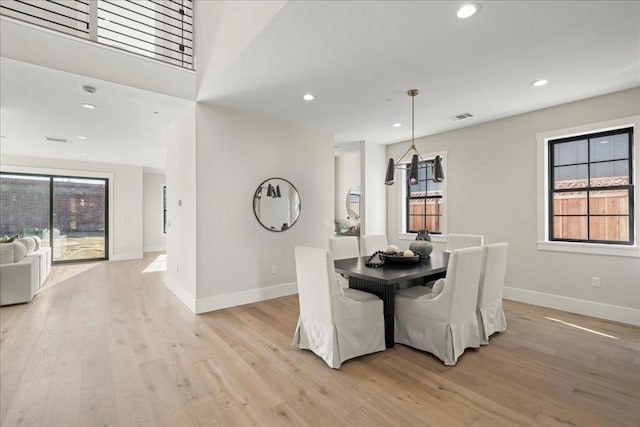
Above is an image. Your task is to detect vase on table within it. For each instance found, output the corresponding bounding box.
[409,229,433,258]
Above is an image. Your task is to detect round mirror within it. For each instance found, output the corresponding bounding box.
[346,186,360,220]
[253,178,301,232]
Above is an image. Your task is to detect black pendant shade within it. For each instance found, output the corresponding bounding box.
[385,158,395,185]
[266,184,275,197]
[276,185,282,198]
[408,154,419,185]
[433,155,445,183]
[384,89,445,186]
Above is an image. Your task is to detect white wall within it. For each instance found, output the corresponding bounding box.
[334,151,360,228]
[386,87,640,324]
[362,142,387,237]
[0,154,143,260]
[164,105,197,310]
[194,104,334,312]
[143,172,166,252]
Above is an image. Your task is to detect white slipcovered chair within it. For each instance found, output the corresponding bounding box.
[446,234,484,252]
[477,243,509,344]
[329,236,360,260]
[394,246,483,366]
[329,236,360,289]
[362,234,388,256]
[292,246,386,369]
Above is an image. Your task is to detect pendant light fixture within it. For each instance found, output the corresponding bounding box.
[385,89,444,185]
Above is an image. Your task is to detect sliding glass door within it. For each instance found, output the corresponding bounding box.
[0,173,108,263]
[0,174,51,252]
[52,177,108,262]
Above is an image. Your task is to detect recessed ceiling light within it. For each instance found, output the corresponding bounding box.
[392,123,402,128]
[531,79,549,87]
[153,111,159,115]
[0,135,6,139]
[82,85,97,94]
[78,135,88,140]
[457,2,480,19]
[81,153,89,156]
[81,103,97,110]
[600,140,609,144]
[303,94,315,101]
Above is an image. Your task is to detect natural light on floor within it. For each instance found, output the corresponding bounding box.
[142,254,167,273]
[545,316,618,339]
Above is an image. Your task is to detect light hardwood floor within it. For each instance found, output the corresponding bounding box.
[1,253,639,426]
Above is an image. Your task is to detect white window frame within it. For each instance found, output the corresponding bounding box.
[398,150,448,243]
[536,115,640,258]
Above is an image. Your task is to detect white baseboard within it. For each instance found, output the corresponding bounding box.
[503,286,640,326]
[143,246,166,253]
[109,252,143,261]
[195,282,298,314]
[163,274,196,313]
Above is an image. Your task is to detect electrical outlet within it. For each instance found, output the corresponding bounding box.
[591,277,600,288]
[271,265,278,274]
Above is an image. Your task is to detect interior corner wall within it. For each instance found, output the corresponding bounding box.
[0,154,143,260]
[334,151,360,228]
[194,103,334,312]
[362,142,387,237]
[143,172,166,252]
[386,87,640,321]
[164,104,197,310]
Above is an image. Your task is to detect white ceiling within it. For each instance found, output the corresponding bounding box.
[1,0,639,168]
[200,0,640,148]
[0,58,192,170]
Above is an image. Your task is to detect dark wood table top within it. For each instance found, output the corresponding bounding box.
[334,251,449,285]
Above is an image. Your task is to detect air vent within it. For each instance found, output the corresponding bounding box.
[46,137,68,143]
[449,112,474,121]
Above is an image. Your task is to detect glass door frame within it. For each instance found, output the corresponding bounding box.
[0,171,109,264]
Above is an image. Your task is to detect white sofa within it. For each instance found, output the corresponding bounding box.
[0,237,51,305]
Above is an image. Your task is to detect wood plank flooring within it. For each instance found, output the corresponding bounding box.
[1,253,639,426]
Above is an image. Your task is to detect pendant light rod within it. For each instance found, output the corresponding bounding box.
[392,89,423,168]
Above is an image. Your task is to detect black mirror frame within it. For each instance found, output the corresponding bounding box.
[253,177,301,232]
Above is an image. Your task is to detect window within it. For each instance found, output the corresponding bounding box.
[0,172,109,262]
[163,185,167,234]
[548,127,633,245]
[406,160,444,234]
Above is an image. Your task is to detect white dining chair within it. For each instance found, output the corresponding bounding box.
[394,246,483,366]
[329,236,360,289]
[292,246,386,369]
[362,234,388,256]
[446,234,484,252]
[477,243,509,345]
[329,236,360,260]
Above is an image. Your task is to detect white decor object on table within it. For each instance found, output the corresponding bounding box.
[292,246,385,369]
[394,246,483,366]
[477,243,509,344]
[446,234,484,252]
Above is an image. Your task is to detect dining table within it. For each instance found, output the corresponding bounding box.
[334,251,449,348]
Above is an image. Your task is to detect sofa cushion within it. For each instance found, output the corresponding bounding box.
[18,237,36,254]
[31,235,42,251]
[12,240,27,263]
[0,243,14,264]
